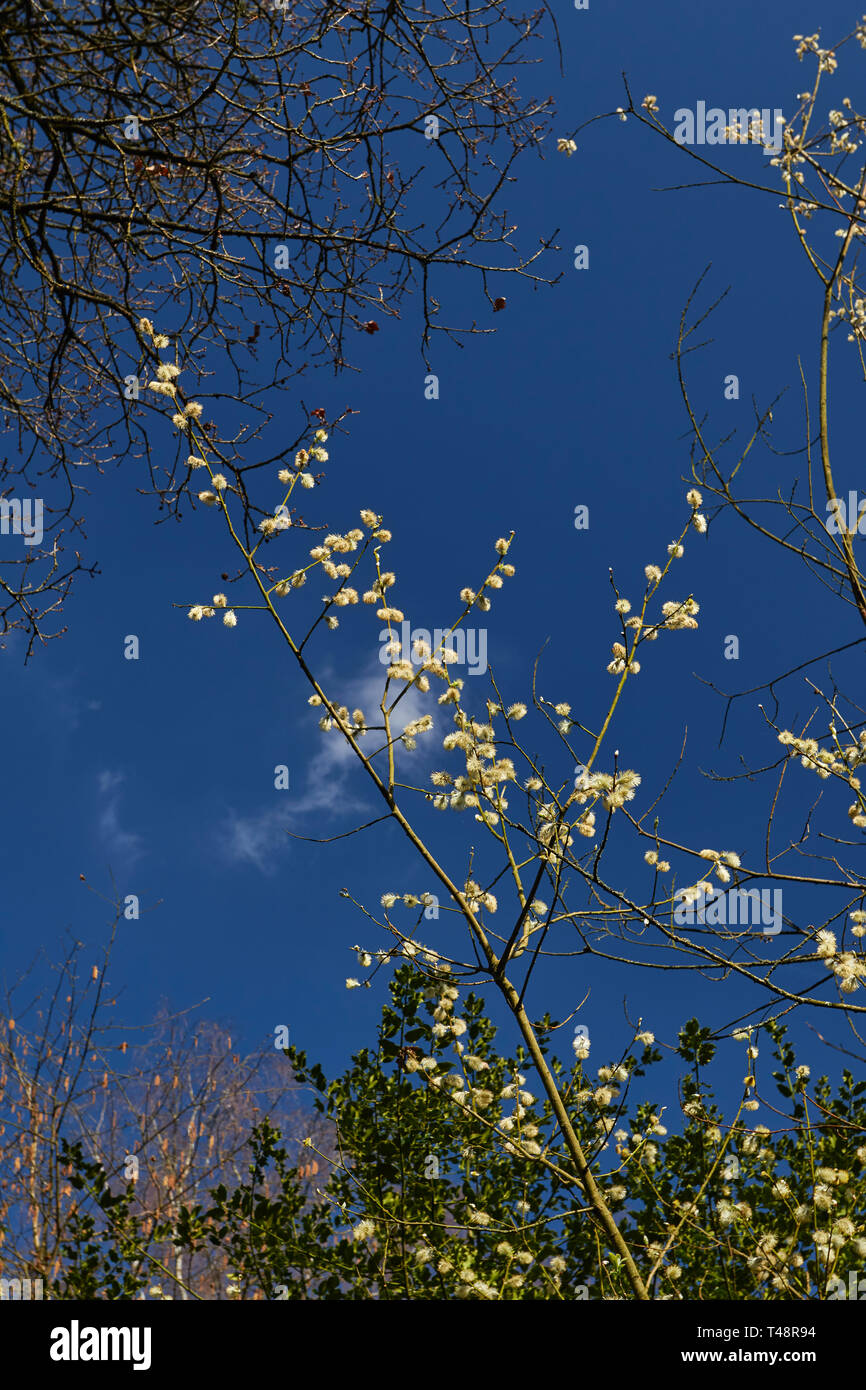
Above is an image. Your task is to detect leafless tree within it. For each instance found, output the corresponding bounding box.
[0,889,326,1297]
[0,0,557,655]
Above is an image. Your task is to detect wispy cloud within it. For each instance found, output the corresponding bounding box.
[96,770,145,865]
[6,659,102,730]
[222,666,438,872]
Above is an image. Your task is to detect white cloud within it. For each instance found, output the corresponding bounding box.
[96,769,145,864]
[223,665,441,872]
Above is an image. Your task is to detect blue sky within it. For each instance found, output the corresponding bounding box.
[3,0,865,1126]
